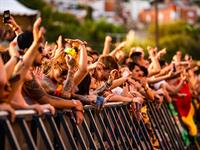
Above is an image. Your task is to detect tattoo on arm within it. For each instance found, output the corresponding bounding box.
[42,77,56,94]
[62,70,74,97]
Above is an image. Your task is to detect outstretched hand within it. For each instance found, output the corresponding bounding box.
[33,17,44,44]
[65,55,77,72]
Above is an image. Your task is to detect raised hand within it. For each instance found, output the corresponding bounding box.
[116,41,126,50]
[156,48,166,59]
[32,17,44,44]
[33,67,43,81]
[65,39,87,48]
[105,35,112,43]
[56,35,63,49]
[65,55,77,72]
[7,16,22,34]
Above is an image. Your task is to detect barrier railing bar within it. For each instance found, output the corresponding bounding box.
[69,113,88,150]
[147,102,169,150]
[58,112,78,150]
[1,120,21,150]
[0,111,9,117]
[146,103,166,150]
[118,107,140,150]
[96,112,116,150]
[151,103,173,149]
[139,116,154,150]
[106,108,127,149]
[87,109,106,150]
[46,114,66,150]
[81,118,98,150]
[0,102,189,150]
[33,117,54,150]
[122,106,146,150]
[123,105,150,149]
[162,103,185,149]
[135,113,152,149]
[158,105,180,149]
[17,118,37,150]
[112,107,134,149]
[158,107,178,149]
[160,104,183,149]
[102,109,120,149]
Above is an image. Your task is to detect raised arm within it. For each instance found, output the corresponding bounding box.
[4,41,20,80]
[147,47,161,77]
[102,36,112,55]
[74,42,88,86]
[109,41,126,57]
[163,75,187,95]
[8,17,44,99]
[147,71,172,84]
[7,16,23,36]
[61,56,76,98]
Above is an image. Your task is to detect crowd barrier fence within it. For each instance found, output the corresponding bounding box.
[0,101,189,150]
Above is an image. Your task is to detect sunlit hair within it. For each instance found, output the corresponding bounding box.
[42,51,67,78]
[98,55,119,70]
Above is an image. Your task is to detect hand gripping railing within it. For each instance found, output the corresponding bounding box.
[0,101,187,150]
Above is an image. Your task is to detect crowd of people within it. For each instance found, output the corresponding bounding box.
[0,16,200,148]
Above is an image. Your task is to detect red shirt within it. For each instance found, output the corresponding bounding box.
[173,81,191,117]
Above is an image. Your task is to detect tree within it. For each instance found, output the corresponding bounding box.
[18,0,125,52]
[148,21,200,61]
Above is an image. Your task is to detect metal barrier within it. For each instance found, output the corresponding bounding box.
[0,102,188,150]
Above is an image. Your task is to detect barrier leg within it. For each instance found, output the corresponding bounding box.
[58,112,79,150]
[0,120,20,150]
[33,116,54,150]
[87,109,106,150]
[102,109,121,149]
[17,118,36,150]
[46,114,66,150]
[111,107,133,149]
[96,112,116,150]
[147,102,169,150]
[104,108,127,149]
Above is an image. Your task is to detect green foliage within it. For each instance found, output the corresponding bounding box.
[18,0,125,52]
[159,34,200,60]
[147,21,200,60]
[125,20,200,61]
[77,19,125,51]
[148,21,188,37]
